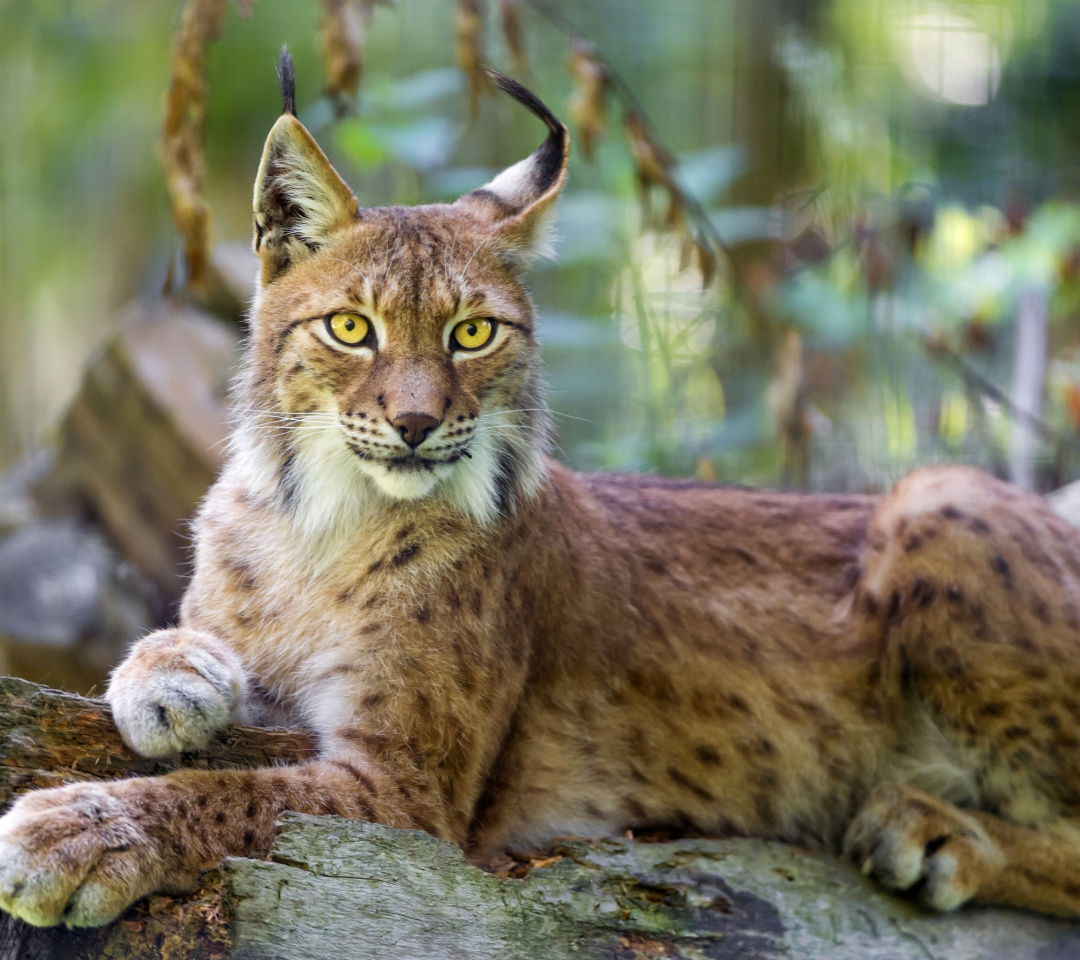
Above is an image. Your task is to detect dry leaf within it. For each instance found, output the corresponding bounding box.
[160,0,228,294]
[696,237,718,289]
[457,0,489,123]
[624,110,674,190]
[500,0,527,74]
[320,0,371,103]
[664,188,686,233]
[624,109,681,230]
[568,39,609,160]
[1066,382,1080,432]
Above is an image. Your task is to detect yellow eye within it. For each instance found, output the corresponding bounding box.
[451,318,495,351]
[327,312,371,346]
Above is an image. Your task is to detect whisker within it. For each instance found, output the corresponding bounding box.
[457,224,504,286]
[325,257,371,289]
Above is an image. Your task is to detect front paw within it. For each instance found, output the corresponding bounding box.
[106,628,246,757]
[0,782,174,928]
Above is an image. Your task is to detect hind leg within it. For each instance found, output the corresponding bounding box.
[864,467,1080,824]
[846,783,1080,916]
[854,467,1080,915]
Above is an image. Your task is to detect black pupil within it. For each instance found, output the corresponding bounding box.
[344,318,356,332]
[466,323,477,337]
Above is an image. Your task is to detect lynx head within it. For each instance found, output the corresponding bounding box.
[236,49,568,535]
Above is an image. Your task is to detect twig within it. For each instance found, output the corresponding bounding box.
[915,333,1068,454]
[516,0,744,287]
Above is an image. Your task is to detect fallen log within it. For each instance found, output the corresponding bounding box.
[1,678,1079,959]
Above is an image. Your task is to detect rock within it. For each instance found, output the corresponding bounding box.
[0,449,52,538]
[0,521,153,693]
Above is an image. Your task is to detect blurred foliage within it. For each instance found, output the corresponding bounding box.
[3,0,1080,494]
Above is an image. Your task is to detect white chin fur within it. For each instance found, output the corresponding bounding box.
[363,462,448,501]
[232,414,537,535]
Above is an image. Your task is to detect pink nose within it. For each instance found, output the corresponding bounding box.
[392,412,440,448]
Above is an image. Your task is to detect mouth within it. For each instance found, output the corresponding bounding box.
[346,442,470,470]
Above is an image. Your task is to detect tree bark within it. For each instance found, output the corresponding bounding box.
[49,301,239,607]
[2,677,1079,960]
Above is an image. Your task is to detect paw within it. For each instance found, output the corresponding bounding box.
[0,782,174,928]
[844,784,1005,911]
[106,628,246,757]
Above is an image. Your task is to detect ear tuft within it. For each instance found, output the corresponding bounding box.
[278,46,296,116]
[455,74,570,272]
[252,56,358,286]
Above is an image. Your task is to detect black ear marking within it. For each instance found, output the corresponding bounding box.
[278,46,296,116]
[485,69,567,195]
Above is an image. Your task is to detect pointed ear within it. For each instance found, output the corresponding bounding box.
[454,72,570,271]
[253,48,359,285]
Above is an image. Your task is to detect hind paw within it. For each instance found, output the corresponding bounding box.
[844,784,1005,911]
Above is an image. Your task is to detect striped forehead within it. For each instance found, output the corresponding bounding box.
[349,209,472,327]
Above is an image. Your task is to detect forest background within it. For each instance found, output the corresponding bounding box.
[5,0,1080,498]
[4,0,1080,694]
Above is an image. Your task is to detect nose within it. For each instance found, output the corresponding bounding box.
[392,412,441,448]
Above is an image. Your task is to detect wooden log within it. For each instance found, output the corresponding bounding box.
[48,301,239,606]
[2,678,1079,959]
[0,677,315,810]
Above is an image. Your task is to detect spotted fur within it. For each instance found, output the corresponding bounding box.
[4,62,1080,928]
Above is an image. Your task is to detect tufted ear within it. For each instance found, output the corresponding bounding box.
[253,48,359,286]
[454,72,570,271]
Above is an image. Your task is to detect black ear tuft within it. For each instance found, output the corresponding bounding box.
[277,46,296,116]
[484,70,567,197]
[485,70,562,138]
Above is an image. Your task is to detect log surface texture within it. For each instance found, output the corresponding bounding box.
[2,677,1079,960]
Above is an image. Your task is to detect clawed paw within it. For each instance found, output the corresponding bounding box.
[0,782,172,928]
[106,629,245,758]
[844,784,1005,912]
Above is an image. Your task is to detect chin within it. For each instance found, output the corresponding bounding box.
[364,461,451,501]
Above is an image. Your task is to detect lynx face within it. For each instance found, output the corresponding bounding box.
[238,75,569,532]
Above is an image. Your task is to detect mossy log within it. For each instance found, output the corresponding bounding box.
[2,677,1079,960]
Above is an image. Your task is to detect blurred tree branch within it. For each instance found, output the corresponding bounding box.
[161,0,230,296]
[917,332,1070,482]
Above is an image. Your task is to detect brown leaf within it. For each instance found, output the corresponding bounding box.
[664,188,686,233]
[160,0,229,294]
[1066,382,1080,432]
[320,0,373,103]
[568,39,609,161]
[624,109,680,228]
[457,0,489,123]
[678,230,693,273]
[624,110,674,190]
[961,317,992,352]
[696,237,718,289]
[500,0,528,75]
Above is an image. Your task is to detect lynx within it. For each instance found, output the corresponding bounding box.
[4,52,1080,929]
